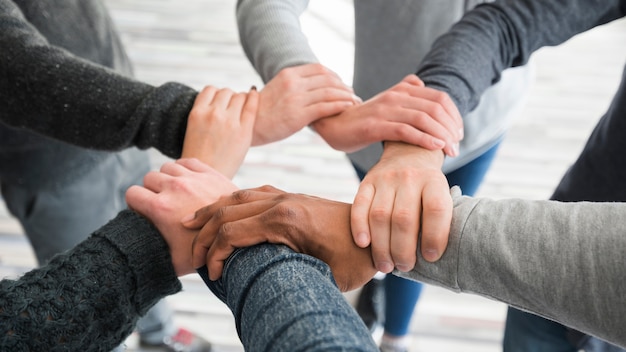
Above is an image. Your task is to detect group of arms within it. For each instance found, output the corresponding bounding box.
[128,62,464,290]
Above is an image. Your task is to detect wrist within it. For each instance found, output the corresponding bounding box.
[382,141,445,167]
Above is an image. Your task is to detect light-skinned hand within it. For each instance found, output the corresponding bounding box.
[311,74,463,155]
[351,142,452,273]
[125,158,238,276]
[253,63,359,145]
[183,185,377,292]
[182,86,258,179]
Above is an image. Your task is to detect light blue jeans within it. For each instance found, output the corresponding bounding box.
[200,244,378,351]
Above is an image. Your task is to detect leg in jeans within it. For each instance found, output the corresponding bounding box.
[381,142,501,340]
[503,308,576,352]
[504,64,626,352]
[202,244,378,352]
[1,147,176,347]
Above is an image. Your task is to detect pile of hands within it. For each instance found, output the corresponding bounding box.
[126,63,464,292]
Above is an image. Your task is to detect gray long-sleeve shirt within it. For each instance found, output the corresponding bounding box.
[402,187,626,348]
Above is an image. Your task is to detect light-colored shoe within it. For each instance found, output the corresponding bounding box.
[379,340,409,352]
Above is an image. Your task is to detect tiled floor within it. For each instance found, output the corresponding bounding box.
[1,1,626,351]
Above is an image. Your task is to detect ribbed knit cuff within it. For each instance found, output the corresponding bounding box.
[94,210,182,314]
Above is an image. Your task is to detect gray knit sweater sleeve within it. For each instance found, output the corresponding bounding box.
[0,0,197,158]
[416,0,626,116]
[398,188,626,348]
[236,0,318,82]
[0,210,182,352]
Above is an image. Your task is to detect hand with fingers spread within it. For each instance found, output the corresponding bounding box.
[182,86,259,179]
[183,185,377,292]
[351,142,452,273]
[311,74,463,155]
[253,63,360,145]
[125,158,238,276]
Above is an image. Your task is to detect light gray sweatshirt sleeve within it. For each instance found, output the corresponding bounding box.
[397,187,626,347]
[236,0,318,82]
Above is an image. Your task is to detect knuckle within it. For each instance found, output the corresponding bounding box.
[379,91,397,104]
[312,63,327,74]
[432,90,450,105]
[231,190,251,203]
[212,206,229,223]
[425,196,451,214]
[152,197,172,213]
[414,111,429,125]
[369,207,392,223]
[258,184,277,192]
[428,104,446,121]
[271,202,298,219]
[391,208,414,229]
[216,222,232,239]
[169,177,190,191]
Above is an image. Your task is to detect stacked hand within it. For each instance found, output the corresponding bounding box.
[253,63,360,145]
[125,159,238,276]
[311,74,463,155]
[182,85,258,179]
[183,186,377,292]
[140,66,459,288]
[351,143,452,273]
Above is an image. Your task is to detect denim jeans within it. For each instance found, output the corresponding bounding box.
[201,244,378,351]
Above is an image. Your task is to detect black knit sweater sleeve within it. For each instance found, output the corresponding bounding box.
[0,0,198,159]
[0,210,182,352]
[416,0,626,117]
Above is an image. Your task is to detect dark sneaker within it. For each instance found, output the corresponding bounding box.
[139,328,212,352]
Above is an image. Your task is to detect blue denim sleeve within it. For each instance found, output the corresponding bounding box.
[197,244,378,351]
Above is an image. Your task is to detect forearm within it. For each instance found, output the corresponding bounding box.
[0,210,181,351]
[399,189,626,348]
[0,0,197,158]
[200,244,378,351]
[381,141,445,167]
[236,0,318,81]
[417,0,626,116]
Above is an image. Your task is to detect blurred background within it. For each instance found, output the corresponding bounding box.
[1,1,625,351]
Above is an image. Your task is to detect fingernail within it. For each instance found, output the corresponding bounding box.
[395,264,412,272]
[433,138,445,149]
[377,261,394,273]
[458,128,464,140]
[181,213,195,223]
[423,249,440,262]
[452,143,460,157]
[356,232,369,247]
[353,94,363,103]
[250,85,257,91]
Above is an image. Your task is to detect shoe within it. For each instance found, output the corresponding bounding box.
[139,327,212,352]
[379,340,409,352]
[355,278,385,333]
